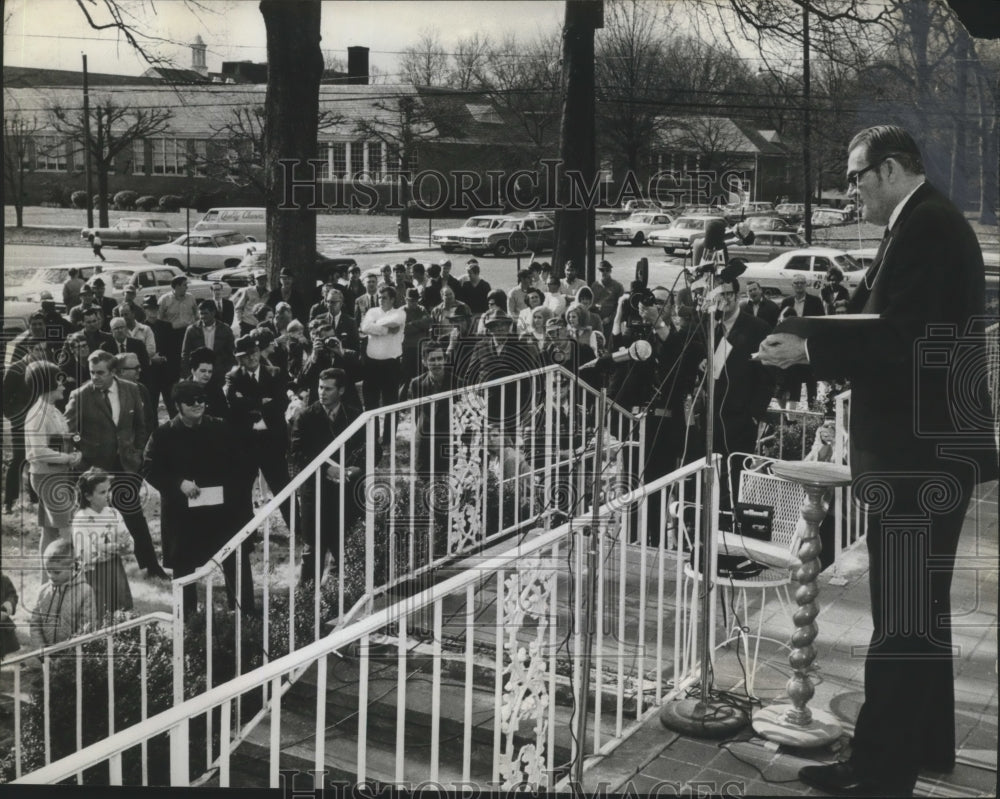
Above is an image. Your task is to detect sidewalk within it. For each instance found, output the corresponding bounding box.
[581,481,999,797]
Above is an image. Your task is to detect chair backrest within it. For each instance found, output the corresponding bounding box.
[737,469,804,552]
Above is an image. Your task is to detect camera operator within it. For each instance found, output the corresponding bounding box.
[293,317,364,409]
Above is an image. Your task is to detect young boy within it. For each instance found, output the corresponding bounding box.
[29,539,95,649]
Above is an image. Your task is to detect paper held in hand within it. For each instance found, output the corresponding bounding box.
[774,313,880,337]
[188,486,224,507]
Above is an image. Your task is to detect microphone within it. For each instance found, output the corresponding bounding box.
[580,340,652,370]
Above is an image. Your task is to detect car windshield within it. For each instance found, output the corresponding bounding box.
[215,232,249,246]
[34,268,70,283]
[674,217,705,229]
[104,272,132,290]
[465,218,497,228]
[834,254,863,272]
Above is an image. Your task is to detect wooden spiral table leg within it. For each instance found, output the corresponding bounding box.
[751,461,851,747]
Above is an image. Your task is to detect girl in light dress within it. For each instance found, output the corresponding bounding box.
[72,468,133,624]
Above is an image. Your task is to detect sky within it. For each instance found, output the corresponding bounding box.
[3,0,567,78]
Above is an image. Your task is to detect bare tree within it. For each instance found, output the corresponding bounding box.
[595,0,671,177]
[449,32,491,90]
[48,97,172,227]
[354,93,437,242]
[475,31,564,162]
[3,110,43,228]
[400,28,449,86]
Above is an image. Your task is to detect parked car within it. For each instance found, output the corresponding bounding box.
[740,247,864,298]
[192,207,266,241]
[722,201,775,223]
[846,247,878,268]
[647,214,727,255]
[431,215,509,252]
[205,248,358,289]
[745,215,792,232]
[600,211,674,246]
[726,230,808,262]
[83,265,228,304]
[775,202,807,224]
[141,231,260,274]
[80,217,185,249]
[456,214,555,256]
[5,262,104,304]
[805,207,853,229]
[608,198,670,221]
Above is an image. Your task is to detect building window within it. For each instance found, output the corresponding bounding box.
[35,135,67,171]
[328,142,346,179]
[350,140,365,179]
[132,139,146,175]
[189,139,208,177]
[151,138,185,175]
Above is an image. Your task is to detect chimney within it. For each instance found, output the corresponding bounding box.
[347,47,369,85]
[191,35,208,77]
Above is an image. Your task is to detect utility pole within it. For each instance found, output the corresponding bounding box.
[82,53,94,229]
[802,7,812,244]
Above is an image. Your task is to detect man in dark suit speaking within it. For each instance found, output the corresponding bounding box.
[759,125,997,796]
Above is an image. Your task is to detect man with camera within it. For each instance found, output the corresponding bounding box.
[295,317,364,409]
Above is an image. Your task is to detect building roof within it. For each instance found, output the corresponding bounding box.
[3,65,162,89]
[3,83,528,148]
[654,116,788,157]
[142,66,213,85]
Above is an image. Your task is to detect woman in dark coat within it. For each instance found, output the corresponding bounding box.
[142,381,256,616]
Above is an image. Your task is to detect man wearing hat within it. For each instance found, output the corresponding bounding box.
[233,270,269,335]
[591,261,624,337]
[181,299,237,388]
[90,277,118,330]
[471,310,540,434]
[439,303,478,386]
[225,335,292,528]
[401,287,433,385]
[36,292,73,345]
[266,267,310,324]
[143,380,256,613]
[68,283,98,328]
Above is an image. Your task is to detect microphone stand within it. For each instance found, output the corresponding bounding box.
[659,249,749,738]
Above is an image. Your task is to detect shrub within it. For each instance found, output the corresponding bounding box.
[158,194,183,212]
[113,190,138,211]
[44,187,70,207]
[71,190,88,209]
[135,195,158,212]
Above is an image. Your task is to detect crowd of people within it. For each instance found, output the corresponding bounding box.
[2,247,844,647]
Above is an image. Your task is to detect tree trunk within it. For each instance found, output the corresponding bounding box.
[553,0,601,283]
[95,124,110,228]
[15,200,23,228]
[398,173,411,242]
[260,0,324,297]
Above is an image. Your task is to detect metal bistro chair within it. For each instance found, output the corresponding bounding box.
[673,452,805,698]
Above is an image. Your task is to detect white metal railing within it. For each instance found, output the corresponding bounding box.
[14,459,712,789]
[167,365,643,740]
[1,612,173,782]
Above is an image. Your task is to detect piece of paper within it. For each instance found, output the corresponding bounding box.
[713,337,733,380]
[188,486,224,507]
